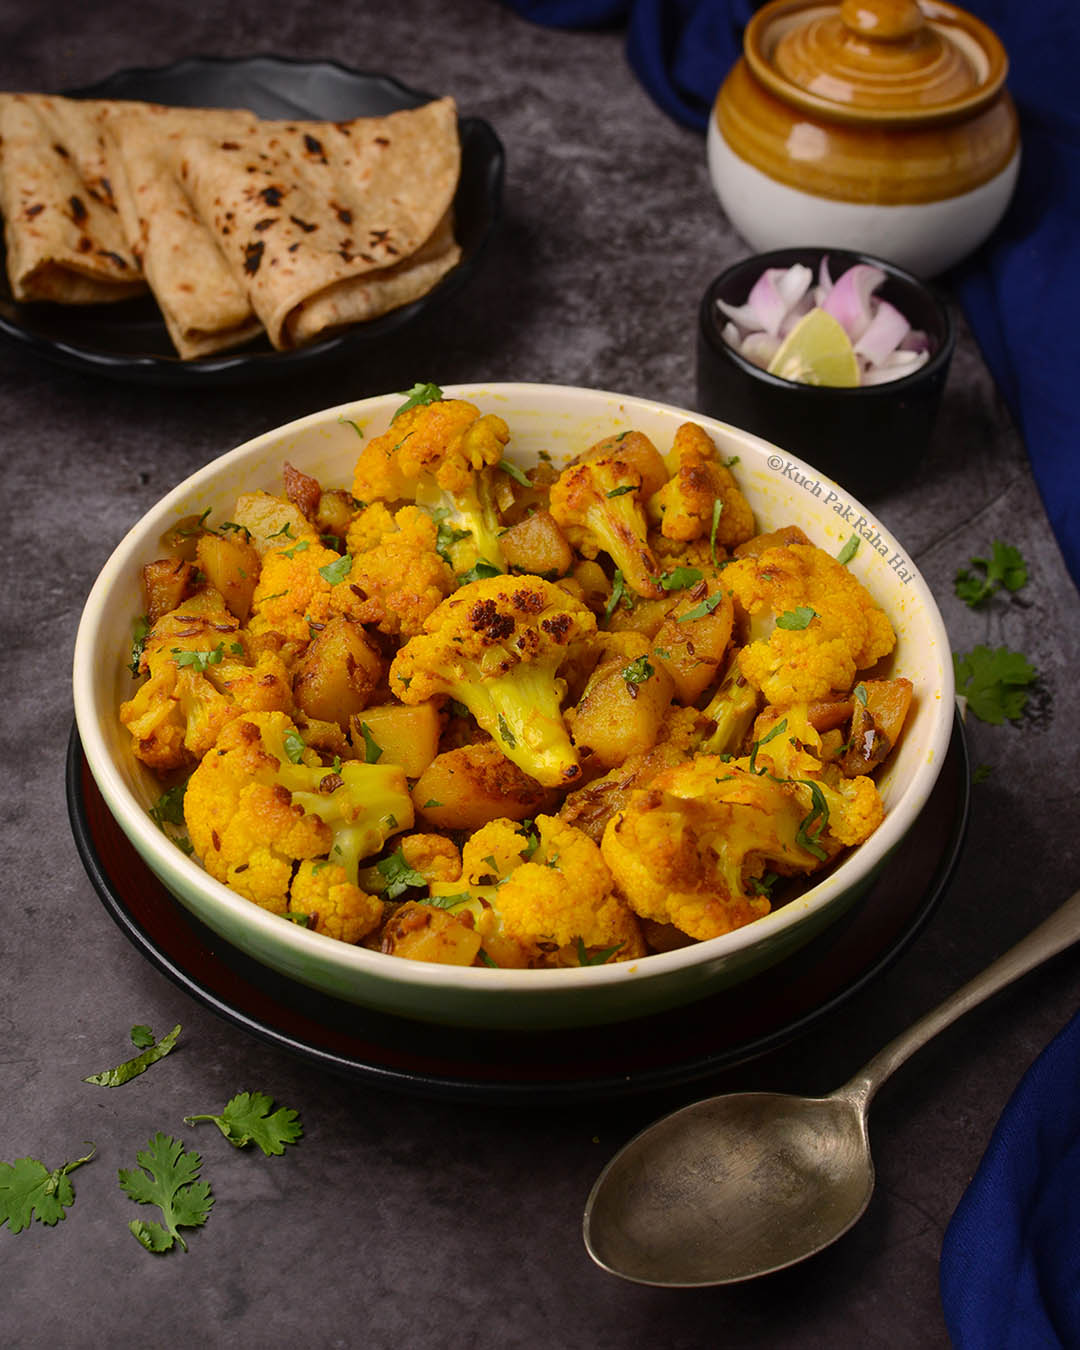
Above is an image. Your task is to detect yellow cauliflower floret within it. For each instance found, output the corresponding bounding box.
[723,542,895,705]
[248,536,344,653]
[344,501,398,555]
[289,860,384,943]
[648,421,755,548]
[330,504,454,637]
[399,832,463,884]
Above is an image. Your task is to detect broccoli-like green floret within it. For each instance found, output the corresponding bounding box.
[388,574,596,788]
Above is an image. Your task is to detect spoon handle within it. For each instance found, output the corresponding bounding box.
[845,886,1080,1107]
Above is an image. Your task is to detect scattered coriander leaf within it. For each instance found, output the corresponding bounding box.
[435,520,470,563]
[972,763,993,784]
[498,458,531,487]
[281,539,310,559]
[149,784,186,832]
[375,849,427,899]
[678,591,724,622]
[518,823,540,860]
[749,871,778,897]
[130,1025,155,1049]
[0,1145,95,1233]
[129,615,150,676]
[422,798,442,809]
[575,937,624,966]
[357,722,383,764]
[83,1024,182,1088]
[853,683,868,705]
[953,644,1037,724]
[709,499,725,567]
[184,1092,302,1157]
[747,717,788,775]
[497,713,517,747]
[338,415,364,438]
[318,555,352,586]
[605,484,635,499]
[477,949,499,968]
[660,566,703,591]
[955,540,1029,608]
[427,891,473,909]
[393,381,443,420]
[118,1133,213,1253]
[775,606,817,631]
[219,520,253,540]
[172,644,225,673]
[457,559,502,586]
[282,728,307,764]
[794,780,830,860]
[603,569,633,622]
[621,655,654,689]
[266,521,296,540]
[836,534,860,566]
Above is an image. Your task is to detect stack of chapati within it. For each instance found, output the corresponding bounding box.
[0,92,461,358]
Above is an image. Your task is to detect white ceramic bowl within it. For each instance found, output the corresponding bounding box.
[73,383,954,1029]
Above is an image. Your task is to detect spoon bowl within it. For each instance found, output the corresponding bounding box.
[584,887,1080,1287]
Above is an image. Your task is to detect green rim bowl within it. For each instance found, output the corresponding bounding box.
[72,383,954,1030]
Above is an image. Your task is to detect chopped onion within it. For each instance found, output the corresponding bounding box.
[718,256,933,386]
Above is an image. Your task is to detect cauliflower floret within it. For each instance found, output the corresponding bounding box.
[248,532,345,655]
[289,859,384,943]
[389,574,596,788]
[549,430,668,599]
[601,757,827,941]
[426,815,645,967]
[330,503,454,637]
[119,590,293,772]
[352,393,513,569]
[183,711,413,915]
[647,421,755,549]
[724,542,895,705]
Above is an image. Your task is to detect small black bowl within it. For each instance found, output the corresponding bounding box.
[696,247,954,500]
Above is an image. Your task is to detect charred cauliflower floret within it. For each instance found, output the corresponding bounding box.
[549,431,668,599]
[330,503,454,638]
[723,542,896,705]
[420,815,645,967]
[389,575,596,788]
[352,391,513,570]
[120,590,292,772]
[601,757,827,941]
[647,421,756,549]
[183,710,413,915]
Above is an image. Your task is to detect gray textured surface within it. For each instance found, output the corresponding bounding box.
[2,2,1078,1347]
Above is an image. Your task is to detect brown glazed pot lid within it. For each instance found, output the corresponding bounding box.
[745,0,1009,125]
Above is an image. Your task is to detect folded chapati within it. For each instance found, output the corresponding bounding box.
[177,97,462,348]
[0,93,145,303]
[102,104,264,358]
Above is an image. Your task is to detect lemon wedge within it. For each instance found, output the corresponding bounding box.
[767,308,860,388]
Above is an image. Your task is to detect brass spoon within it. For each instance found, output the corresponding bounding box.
[583,888,1080,1287]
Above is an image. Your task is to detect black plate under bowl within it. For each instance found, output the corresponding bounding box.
[66,714,970,1105]
[0,55,504,386]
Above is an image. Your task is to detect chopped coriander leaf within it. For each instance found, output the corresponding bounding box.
[357,722,383,764]
[219,520,253,540]
[0,1145,95,1233]
[375,849,427,898]
[282,728,306,763]
[660,566,703,591]
[129,615,150,676]
[435,520,470,562]
[83,1024,182,1087]
[175,508,212,537]
[284,911,311,927]
[422,798,442,809]
[678,591,724,622]
[149,783,187,831]
[953,644,1037,724]
[184,1092,302,1156]
[575,937,624,966]
[318,555,352,586]
[794,780,830,861]
[836,533,860,566]
[477,949,499,968]
[457,559,502,586]
[393,381,443,420]
[281,539,310,559]
[972,764,993,785]
[498,458,531,487]
[518,824,540,860]
[621,654,655,688]
[955,540,1029,607]
[853,683,868,705]
[338,415,364,438]
[723,455,740,468]
[747,717,787,774]
[130,1025,155,1049]
[171,644,225,672]
[749,871,778,898]
[605,484,635,498]
[775,606,817,631]
[267,521,296,540]
[118,1133,213,1254]
[497,713,517,747]
[604,569,633,621]
[427,892,473,909]
[709,498,725,567]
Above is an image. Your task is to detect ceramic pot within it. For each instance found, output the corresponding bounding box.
[708,0,1020,276]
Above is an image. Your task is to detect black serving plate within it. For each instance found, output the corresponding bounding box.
[66,713,971,1105]
[0,56,504,385]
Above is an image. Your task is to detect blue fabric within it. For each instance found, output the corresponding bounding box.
[939,1008,1080,1348]
[504,0,1080,590]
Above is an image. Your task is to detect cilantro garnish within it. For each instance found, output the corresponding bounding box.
[282,728,307,764]
[83,1024,182,1088]
[853,683,868,705]
[747,717,788,774]
[955,540,1029,607]
[427,892,473,909]
[604,569,633,622]
[457,559,502,586]
[709,499,725,567]
[393,381,443,420]
[836,534,860,566]
[338,415,364,438]
[129,615,150,676]
[793,780,830,860]
[477,949,499,968]
[953,644,1037,724]
[171,644,225,672]
[434,516,470,563]
[660,566,703,591]
[497,714,517,747]
[149,783,186,832]
[621,654,654,690]
[357,721,383,764]
[0,1145,95,1233]
[183,1092,302,1157]
[119,1133,213,1254]
[678,591,724,622]
[605,484,635,499]
[281,539,310,559]
[266,521,296,540]
[375,849,427,899]
[318,555,352,586]
[499,458,531,487]
[575,937,624,966]
[775,606,817,630]
[972,764,993,785]
[422,798,442,809]
[749,872,778,898]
